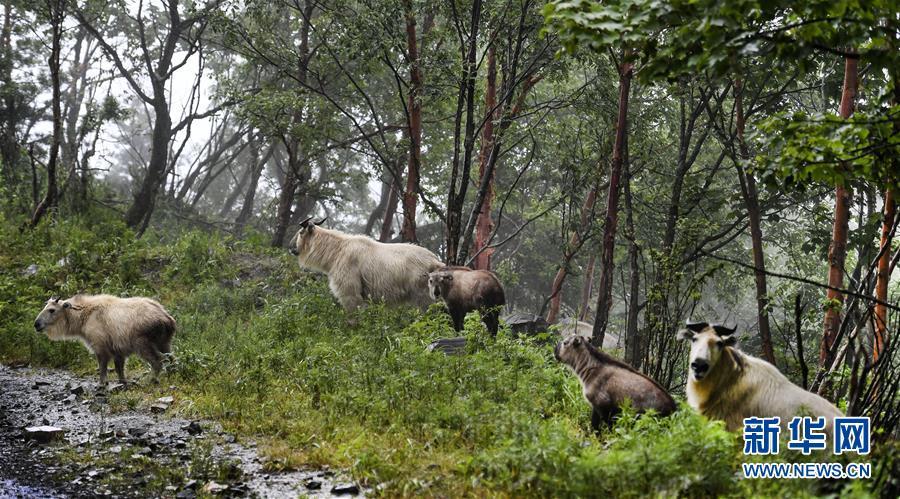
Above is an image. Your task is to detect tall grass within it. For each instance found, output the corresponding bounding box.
[0,212,886,497]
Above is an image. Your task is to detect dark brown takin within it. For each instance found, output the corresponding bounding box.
[555,335,676,430]
[427,266,506,334]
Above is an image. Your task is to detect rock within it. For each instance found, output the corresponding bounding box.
[70,385,85,396]
[65,394,77,404]
[427,336,467,355]
[183,479,198,490]
[150,403,169,414]
[31,380,50,389]
[184,421,203,436]
[175,490,195,499]
[331,483,360,495]
[127,426,148,437]
[109,446,122,454]
[56,257,68,267]
[23,263,39,276]
[107,382,126,392]
[222,434,235,443]
[503,312,549,336]
[24,426,65,443]
[201,481,228,495]
[156,396,175,404]
[305,479,322,490]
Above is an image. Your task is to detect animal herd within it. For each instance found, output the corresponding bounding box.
[32,219,845,438]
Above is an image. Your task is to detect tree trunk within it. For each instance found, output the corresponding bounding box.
[271,147,303,247]
[591,56,632,346]
[624,159,641,368]
[234,142,273,230]
[874,189,895,361]
[400,0,423,243]
[0,1,19,184]
[578,254,596,321]
[734,75,776,365]
[365,177,392,236]
[820,56,857,367]
[473,46,498,270]
[125,100,172,232]
[30,0,64,227]
[380,156,404,242]
[546,185,599,323]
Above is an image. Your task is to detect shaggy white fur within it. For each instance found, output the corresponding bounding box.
[679,327,843,432]
[292,224,443,312]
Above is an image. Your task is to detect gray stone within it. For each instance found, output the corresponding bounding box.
[24,425,64,443]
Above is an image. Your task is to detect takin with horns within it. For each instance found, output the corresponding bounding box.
[427,266,506,334]
[555,335,676,431]
[290,218,443,313]
[677,321,843,432]
[33,295,176,387]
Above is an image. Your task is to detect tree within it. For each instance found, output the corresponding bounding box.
[819,56,857,368]
[29,0,64,227]
[591,53,631,346]
[75,0,228,233]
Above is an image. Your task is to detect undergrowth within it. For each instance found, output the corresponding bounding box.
[0,210,888,497]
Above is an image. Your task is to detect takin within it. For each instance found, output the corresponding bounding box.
[677,321,843,432]
[290,217,443,313]
[427,266,506,334]
[555,335,676,430]
[33,295,176,387]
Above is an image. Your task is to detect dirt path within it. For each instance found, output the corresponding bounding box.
[0,364,359,498]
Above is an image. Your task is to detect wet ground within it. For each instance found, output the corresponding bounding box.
[0,364,360,498]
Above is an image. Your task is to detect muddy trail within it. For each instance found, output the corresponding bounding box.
[0,364,360,498]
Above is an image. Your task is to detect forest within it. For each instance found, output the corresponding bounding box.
[0,0,898,496]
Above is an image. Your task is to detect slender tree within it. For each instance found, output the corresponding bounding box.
[29,0,64,227]
[400,0,423,243]
[820,55,857,367]
[591,54,632,346]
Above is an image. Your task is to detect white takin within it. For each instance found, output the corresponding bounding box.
[290,217,443,313]
[33,295,176,387]
[677,321,843,432]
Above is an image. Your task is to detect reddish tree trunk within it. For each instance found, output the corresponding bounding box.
[820,56,858,367]
[400,1,423,243]
[734,76,776,365]
[546,186,599,324]
[473,46,497,270]
[592,57,633,346]
[874,189,895,361]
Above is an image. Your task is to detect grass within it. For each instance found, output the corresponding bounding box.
[0,211,889,497]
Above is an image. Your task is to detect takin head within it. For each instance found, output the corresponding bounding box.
[426,271,453,300]
[554,334,589,366]
[289,216,328,256]
[33,297,73,339]
[676,321,737,382]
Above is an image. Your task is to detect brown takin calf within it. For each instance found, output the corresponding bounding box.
[555,335,676,431]
[33,295,176,388]
[678,321,843,433]
[427,266,505,334]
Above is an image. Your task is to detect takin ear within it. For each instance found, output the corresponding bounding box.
[676,329,695,341]
[62,302,71,309]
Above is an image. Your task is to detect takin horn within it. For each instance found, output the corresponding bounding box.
[314,217,328,226]
[299,216,314,228]
[712,323,736,335]
[685,320,709,332]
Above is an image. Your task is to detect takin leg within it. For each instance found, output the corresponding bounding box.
[96,353,110,389]
[450,309,465,332]
[113,355,127,384]
[137,341,164,383]
[482,308,500,336]
[330,274,365,323]
[590,406,608,434]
